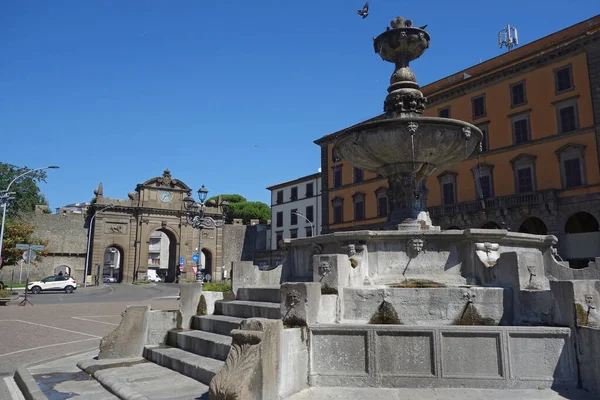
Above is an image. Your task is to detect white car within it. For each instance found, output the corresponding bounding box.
[28,275,77,294]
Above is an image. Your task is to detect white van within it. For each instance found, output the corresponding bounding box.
[147,269,161,283]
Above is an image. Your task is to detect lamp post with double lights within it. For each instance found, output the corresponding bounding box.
[183,185,229,282]
[0,165,59,263]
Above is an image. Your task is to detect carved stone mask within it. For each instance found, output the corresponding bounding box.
[462,291,476,303]
[287,290,301,308]
[408,238,424,255]
[527,266,536,276]
[585,294,595,309]
[348,244,356,257]
[318,261,331,277]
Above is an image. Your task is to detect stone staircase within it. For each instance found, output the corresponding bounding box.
[143,286,281,388]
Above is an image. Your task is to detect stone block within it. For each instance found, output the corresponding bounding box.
[145,310,178,346]
[441,331,503,379]
[178,282,203,329]
[313,254,349,295]
[311,330,368,374]
[376,330,434,376]
[231,261,282,295]
[317,294,338,323]
[279,328,309,399]
[578,326,600,395]
[98,305,149,359]
[281,282,321,327]
[201,291,224,315]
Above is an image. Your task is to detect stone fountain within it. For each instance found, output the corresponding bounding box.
[333,16,482,231]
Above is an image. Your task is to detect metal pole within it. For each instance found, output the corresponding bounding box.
[196,226,203,282]
[293,211,314,237]
[19,259,23,283]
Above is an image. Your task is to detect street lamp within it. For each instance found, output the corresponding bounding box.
[0,166,59,262]
[183,185,228,282]
[292,211,314,237]
[84,204,114,287]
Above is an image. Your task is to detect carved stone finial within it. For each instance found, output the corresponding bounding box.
[94,182,104,197]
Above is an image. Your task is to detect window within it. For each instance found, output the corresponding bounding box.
[438,172,457,205]
[472,94,486,119]
[333,165,342,188]
[375,187,388,217]
[472,164,494,199]
[305,205,314,222]
[305,227,313,237]
[305,182,314,198]
[276,211,283,227]
[332,147,342,163]
[353,167,364,183]
[438,107,450,118]
[479,124,489,152]
[290,229,298,239]
[290,187,298,201]
[555,65,573,93]
[512,113,530,144]
[555,98,579,134]
[290,209,298,225]
[510,154,537,194]
[276,190,283,204]
[556,143,586,189]
[353,193,365,221]
[332,197,343,224]
[275,231,283,249]
[510,81,527,107]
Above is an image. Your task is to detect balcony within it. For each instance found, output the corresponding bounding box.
[429,189,558,218]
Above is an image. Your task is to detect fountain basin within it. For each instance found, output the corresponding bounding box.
[334,117,482,175]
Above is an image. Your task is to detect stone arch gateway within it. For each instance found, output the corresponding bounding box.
[87,169,226,284]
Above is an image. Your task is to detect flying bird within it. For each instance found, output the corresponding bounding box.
[356,2,369,19]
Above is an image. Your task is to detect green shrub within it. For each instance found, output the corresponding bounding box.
[203,282,232,292]
[0,289,11,298]
[133,280,152,285]
[197,295,207,316]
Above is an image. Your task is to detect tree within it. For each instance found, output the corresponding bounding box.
[1,220,48,270]
[0,163,49,218]
[206,194,270,224]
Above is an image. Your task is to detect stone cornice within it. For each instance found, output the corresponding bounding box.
[427,32,600,106]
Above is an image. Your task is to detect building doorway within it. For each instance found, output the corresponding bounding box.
[148,229,178,283]
[54,265,71,276]
[103,246,124,282]
[201,248,213,281]
[518,217,548,235]
[481,221,501,229]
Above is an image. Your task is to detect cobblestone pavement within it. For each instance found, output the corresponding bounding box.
[0,297,178,376]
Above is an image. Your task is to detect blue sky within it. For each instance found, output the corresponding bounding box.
[1,1,598,210]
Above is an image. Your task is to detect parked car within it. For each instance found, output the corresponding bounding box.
[27,275,77,294]
[103,276,117,283]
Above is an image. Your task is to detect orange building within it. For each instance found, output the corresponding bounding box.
[315,15,600,266]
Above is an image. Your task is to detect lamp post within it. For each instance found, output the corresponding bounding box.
[183,185,228,283]
[84,204,114,287]
[292,211,314,237]
[0,166,59,262]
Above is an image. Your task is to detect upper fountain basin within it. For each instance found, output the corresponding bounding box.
[334,117,483,175]
[374,27,430,64]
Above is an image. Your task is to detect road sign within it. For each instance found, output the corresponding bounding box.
[22,249,35,262]
[192,253,199,263]
[15,243,44,251]
[179,256,184,266]
[30,245,45,251]
[179,265,184,272]
[191,265,198,275]
[16,244,30,250]
[205,274,212,282]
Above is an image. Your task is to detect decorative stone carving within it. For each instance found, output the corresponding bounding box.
[93,182,103,198]
[209,318,282,400]
[105,222,127,235]
[406,121,419,134]
[462,290,476,304]
[286,290,301,309]
[127,192,139,200]
[343,243,365,268]
[161,221,167,228]
[551,246,564,262]
[406,237,425,258]
[581,294,600,328]
[318,260,331,278]
[156,169,173,188]
[475,242,500,267]
[526,265,543,290]
[461,126,471,140]
[280,283,321,327]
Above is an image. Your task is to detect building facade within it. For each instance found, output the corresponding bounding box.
[89,169,227,283]
[56,202,91,215]
[267,172,322,249]
[315,15,600,266]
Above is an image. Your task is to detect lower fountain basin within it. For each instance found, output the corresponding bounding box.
[342,286,508,326]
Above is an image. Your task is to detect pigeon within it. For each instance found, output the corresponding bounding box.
[419,25,428,30]
[356,2,369,19]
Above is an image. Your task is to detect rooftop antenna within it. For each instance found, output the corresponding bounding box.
[498,24,519,52]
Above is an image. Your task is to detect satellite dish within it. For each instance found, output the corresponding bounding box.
[204,274,212,282]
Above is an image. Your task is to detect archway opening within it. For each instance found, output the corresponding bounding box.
[148,229,178,283]
[564,212,600,268]
[519,217,548,235]
[54,265,71,276]
[481,221,501,229]
[201,248,213,281]
[103,245,124,283]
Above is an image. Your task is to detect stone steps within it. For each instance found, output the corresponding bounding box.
[236,286,281,303]
[191,314,244,336]
[214,300,281,319]
[168,329,232,361]
[144,345,224,386]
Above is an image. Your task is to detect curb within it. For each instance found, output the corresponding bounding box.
[93,369,150,400]
[13,367,45,400]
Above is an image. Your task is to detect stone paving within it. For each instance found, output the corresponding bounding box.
[285,387,600,400]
